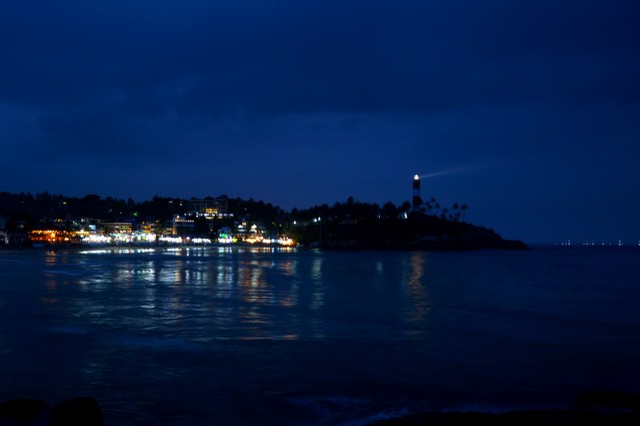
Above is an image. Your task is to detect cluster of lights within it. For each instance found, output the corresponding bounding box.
[29,224,295,247]
[581,240,626,246]
[218,233,234,244]
[234,222,292,246]
[190,238,212,244]
[81,231,158,244]
[158,236,183,244]
[82,234,111,244]
[30,229,77,244]
[262,237,294,246]
[558,239,633,247]
[244,236,261,244]
[158,236,213,245]
[80,233,294,246]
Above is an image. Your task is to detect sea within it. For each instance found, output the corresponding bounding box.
[0,245,639,425]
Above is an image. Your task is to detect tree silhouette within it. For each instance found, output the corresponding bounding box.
[460,204,469,223]
[381,201,398,219]
[452,203,460,222]
[399,201,411,215]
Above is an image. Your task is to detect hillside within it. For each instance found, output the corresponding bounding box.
[289,213,528,250]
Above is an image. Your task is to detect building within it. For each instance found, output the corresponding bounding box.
[189,197,230,218]
[172,215,195,235]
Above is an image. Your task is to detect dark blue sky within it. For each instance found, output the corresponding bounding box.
[1,0,639,244]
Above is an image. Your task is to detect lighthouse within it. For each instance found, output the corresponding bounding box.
[412,174,421,211]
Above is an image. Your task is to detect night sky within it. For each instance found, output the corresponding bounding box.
[1,1,638,244]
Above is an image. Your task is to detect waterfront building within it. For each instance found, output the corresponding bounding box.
[172,215,195,235]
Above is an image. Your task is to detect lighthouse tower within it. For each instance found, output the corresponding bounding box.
[412,174,421,211]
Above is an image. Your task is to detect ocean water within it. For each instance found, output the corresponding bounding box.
[0,246,638,425]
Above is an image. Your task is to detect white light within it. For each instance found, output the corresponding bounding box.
[159,236,183,244]
[82,235,111,244]
[191,238,212,245]
[218,236,233,244]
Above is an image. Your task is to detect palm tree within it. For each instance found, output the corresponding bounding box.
[452,203,460,222]
[428,197,436,216]
[460,204,469,223]
[381,201,398,219]
[425,200,433,215]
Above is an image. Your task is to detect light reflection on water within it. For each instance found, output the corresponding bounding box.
[43,247,322,339]
[403,252,430,327]
[37,247,432,344]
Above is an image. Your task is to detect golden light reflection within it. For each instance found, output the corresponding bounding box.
[45,279,57,291]
[278,260,297,276]
[403,252,430,326]
[238,261,267,304]
[45,251,58,266]
[40,246,307,342]
[44,255,59,291]
[173,262,184,285]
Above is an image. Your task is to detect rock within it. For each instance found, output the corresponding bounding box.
[49,397,103,426]
[0,398,48,425]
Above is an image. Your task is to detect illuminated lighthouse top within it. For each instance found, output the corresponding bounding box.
[412,174,421,211]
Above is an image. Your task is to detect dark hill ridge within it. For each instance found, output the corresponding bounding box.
[290,214,528,251]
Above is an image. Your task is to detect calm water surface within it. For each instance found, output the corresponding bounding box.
[0,246,639,424]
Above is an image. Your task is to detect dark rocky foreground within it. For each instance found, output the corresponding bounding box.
[0,397,103,425]
[371,391,640,426]
[3,391,638,425]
